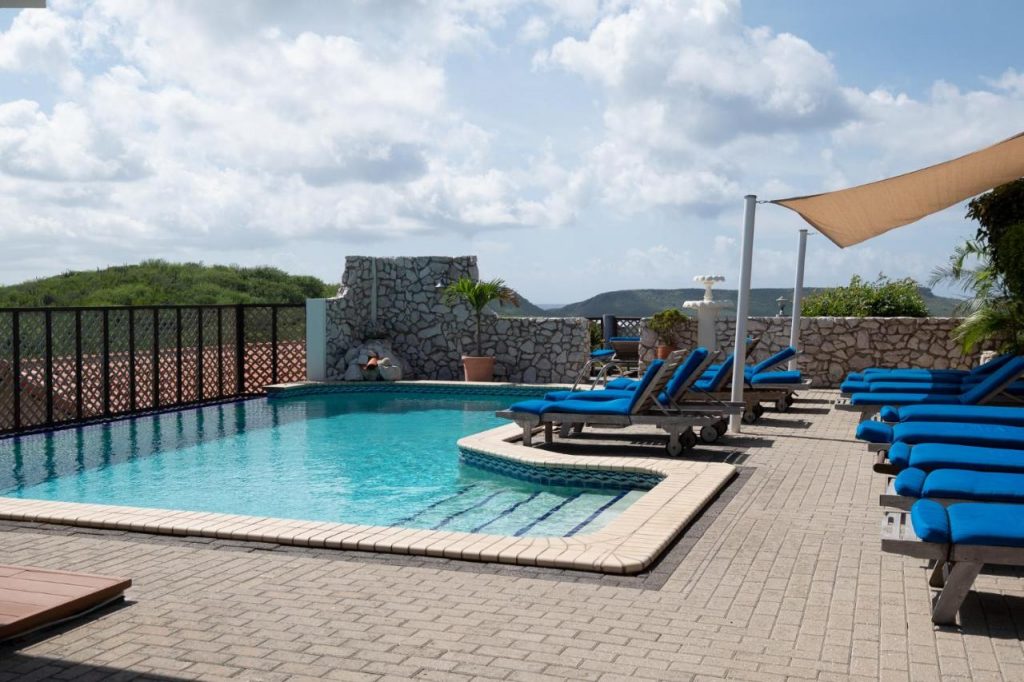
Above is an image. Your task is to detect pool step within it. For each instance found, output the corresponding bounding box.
[395,487,641,537]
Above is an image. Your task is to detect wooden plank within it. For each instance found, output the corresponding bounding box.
[0,564,130,641]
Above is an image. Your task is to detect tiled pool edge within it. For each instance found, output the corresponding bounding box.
[0,422,736,576]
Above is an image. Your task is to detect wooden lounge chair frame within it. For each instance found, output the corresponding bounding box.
[881,511,1024,624]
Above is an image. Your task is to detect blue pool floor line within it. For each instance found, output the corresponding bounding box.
[393,485,476,525]
[432,491,505,530]
[470,492,542,533]
[514,492,584,537]
[565,490,629,537]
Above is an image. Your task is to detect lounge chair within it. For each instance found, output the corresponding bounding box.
[834,356,1024,421]
[872,441,1024,475]
[879,403,1024,426]
[857,420,1024,454]
[846,352,1013,383]
[879,467,1024,510]
[882,499,1024,624]
[496,356,744,455]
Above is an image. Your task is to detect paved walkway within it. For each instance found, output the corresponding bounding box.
[1,390,1023,681]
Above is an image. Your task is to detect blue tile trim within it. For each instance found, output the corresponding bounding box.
[459,448,661,491]
[267,382,552,400]
[514,492,583,537]
[566,490,629,537]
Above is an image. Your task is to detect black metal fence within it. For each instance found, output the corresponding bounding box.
[0,304,305,436]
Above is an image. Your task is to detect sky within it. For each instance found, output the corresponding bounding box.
[1,1,1022,304]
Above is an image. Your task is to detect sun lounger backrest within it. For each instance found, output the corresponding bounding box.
[751,346,796,375]
[664,347,711,400]
[630,351,686,414]
[701,353,735,392]
[960,356,1024,405]
[972,353,1015,376]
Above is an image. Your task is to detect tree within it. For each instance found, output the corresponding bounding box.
[932,179,1024,352]
[801,275,928,317]
[441,277,518,356]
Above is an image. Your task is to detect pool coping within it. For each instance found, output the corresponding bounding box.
[0,383,737,575]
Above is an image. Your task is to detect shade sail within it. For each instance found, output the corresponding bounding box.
[772,131,1024,247]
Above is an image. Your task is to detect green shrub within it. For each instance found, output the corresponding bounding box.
[588,320,604,351]
[647,308,690,345]
[801,275,928,317]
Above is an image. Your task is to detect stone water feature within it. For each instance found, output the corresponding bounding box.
[318,256,589,383]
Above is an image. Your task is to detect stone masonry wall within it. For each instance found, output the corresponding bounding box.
[638,315,984,387]
[325,256,589,383]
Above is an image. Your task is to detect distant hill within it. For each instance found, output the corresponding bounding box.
[0,260,336,307]
[503,287,964,318]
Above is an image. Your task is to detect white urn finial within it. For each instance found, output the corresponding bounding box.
[693,275,725,303]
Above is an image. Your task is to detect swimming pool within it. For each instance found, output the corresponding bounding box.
[0,388,655,538]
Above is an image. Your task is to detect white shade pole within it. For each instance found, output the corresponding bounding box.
[729,195,757,432]
[788,228,808,370]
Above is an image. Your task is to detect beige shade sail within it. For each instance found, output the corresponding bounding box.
[772,131,1024,247]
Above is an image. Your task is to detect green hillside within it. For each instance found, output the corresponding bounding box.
[512,287,963,318]
[0,260,336,307]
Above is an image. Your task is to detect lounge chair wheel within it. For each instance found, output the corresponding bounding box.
[699,425,719,444]
[741,410,757,425]
[682,429,698,450]
[714,420,728,436]
[666,441,683,456]
[753,404,765,420]
[785,393,795,407]
[775,398,790,413]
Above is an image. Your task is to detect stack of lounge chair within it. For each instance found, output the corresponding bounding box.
[602,345,812,424]
[845,354,1024,624]
[496,349,744,455]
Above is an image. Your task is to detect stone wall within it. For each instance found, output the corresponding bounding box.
[324,256,589,383]
[638,315,984,387]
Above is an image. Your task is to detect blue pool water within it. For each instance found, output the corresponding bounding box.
[0,390,653,537]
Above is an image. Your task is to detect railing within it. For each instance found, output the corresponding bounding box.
[586,316,645,341]
[0,304,305,436]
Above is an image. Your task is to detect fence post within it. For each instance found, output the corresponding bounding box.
[102,308,111,417]
[44,310,53,425]
[74,310,83,419]
[601,314,617,345]
[196,307,204,401]
[152,308,160,409]
[235,304,245,394]
[175,308,183,404]
[271,306,279,384]
[11,311,19,431]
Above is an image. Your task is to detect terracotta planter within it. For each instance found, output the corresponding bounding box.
[656,345,674,360]
[462,356,495,382]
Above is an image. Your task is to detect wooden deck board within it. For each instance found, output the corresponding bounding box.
[0,564,130,641]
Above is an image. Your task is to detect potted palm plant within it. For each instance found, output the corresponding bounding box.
[442,276,519,381]
[648,308,688,359]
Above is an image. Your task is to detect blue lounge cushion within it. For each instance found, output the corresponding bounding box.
[912,499,1024,546]
[891,442,1024,474]
[959,356,1024,404]
[508,397,634,416]
[590,349,615,359]
[883,404,1024,426]
[910,499,951,543]
[855,421,893,443]
[750,369,802,385]
[948,502,1024,546]
[663,347,709,399]
[841,380,870,393]
[893,467,927,497]
[885,421,1024,449]
[608,336,640,342]
[849,392,959,406]
[867,381,964,394]
[750,346,796,375]
[605,376,637,390]
[923,469,1024,504]
[544,388,633,402]
[699,353,734,392]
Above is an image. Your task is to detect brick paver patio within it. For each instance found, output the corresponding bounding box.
[1,390,1023,681]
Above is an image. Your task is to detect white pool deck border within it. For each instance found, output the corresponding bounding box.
[0,380,737,574]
